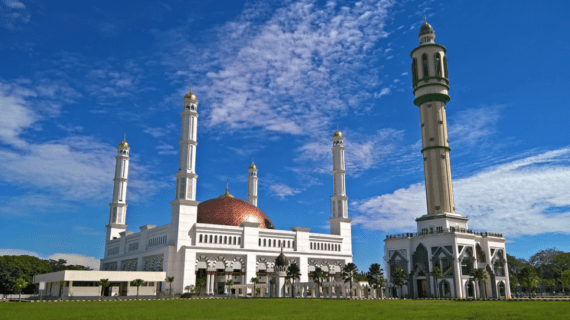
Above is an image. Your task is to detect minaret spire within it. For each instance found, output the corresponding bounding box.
[105,137,130,241]
[329,127,352,253]
[410,21,454,216]
[247,160,259,207]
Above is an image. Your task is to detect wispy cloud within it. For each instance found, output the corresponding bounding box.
[164,0,394,138]
[0,79,168,215]
[352,146,570,237]
[270,183,301,200]
[1,0,30,30]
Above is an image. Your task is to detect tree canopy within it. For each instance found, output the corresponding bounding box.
[0,255,91,294]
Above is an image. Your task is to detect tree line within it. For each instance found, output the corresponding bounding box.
[0,255,91,295]
[508,248,570,296]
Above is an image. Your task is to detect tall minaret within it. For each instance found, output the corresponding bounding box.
[411,17,455,216]
[175,88,199,202]
[330,128,348,219]
[247,161,258,207]
[329,128,352,255]
[170,87,201,294]
[106,137,130,241]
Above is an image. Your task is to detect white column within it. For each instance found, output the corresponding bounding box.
[206,273,211,295]
[247,163,258,207]
[106,139,130,242]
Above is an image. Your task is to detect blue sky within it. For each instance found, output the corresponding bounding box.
[1,0,569,270]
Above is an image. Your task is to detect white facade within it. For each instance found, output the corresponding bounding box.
[384,19,511,299]
[99,89,353,296]
[33,270,165,298]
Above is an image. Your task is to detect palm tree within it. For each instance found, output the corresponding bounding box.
[470,268,488,298]
[15,278,28,302]
[196,278,206,297]
[367,263,386,299]
[518,266,539,299]
[392,267,407,299]
[224,280,234,296]
[97,279,111,301]
[286,263,301,298]
[341,263,358,299]
[250,277,259,297]
[430,266,443,298]
[58,280,66,301]
[165,276,175,298]
[131,279,144,298]
[312,267,326,298]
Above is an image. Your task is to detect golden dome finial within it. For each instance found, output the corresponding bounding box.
[333,125,343,138]
[118,133,129,148]
[183,82,197,101]
[219,181,235,199]
[249,158,257,170]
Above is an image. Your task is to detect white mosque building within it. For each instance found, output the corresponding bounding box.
[383,18,511,299]
[97,89,353,296]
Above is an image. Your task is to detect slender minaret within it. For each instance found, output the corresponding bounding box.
[411,17,455,215]
[330,127,348,219]
[106,137,130,241]
[247,161,258,207]
[175,88,199,202]
[329,128,352,255]
[170,86,201,294]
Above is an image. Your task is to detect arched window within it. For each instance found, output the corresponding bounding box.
[292,241,295,248]
[259,238,261,246]
[288,241,291,248]
[434,53,442,77]
[476,244,486,263]
[238,237,241,245]
[422,53,429,78]
[209,235,212,243]
[443,56,448,78]
[412,58,418,83]
[263,239,266,247]
[224,236,227,244]
[214,235,218,243]
[273,239,276,247]
[234,237,236,245]
[310,243,313,250]
[199,234,203,243]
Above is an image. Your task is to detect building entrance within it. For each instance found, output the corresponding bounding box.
[417,279,427,298]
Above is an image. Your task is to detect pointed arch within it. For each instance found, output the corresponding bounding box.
[434,52,443,77]
[443,56,448,78]
[412,58,419,83]
[422,53,429,78]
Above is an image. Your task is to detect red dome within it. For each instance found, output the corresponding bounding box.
[197,197,275,229]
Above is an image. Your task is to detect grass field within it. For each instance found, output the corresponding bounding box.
[1,299,569,320]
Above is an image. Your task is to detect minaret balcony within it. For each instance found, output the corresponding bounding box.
[385,228,503,240]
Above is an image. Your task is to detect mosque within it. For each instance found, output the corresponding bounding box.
[383,18,511,299]
[96,86,353,296]
[34,18,510,300]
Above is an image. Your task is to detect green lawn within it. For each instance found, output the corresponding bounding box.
[1,299,569,320]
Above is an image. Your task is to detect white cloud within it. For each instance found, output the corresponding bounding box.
[2,0,25,9]
[164,0,394,137]
[448,107,500,147]
[0,84,36,146]
[0,249,100,270]
[156,144,177,155]
[353,146,570,237]
[270,183,301,200]
[1,0,30,29]
[296,128,405,176]
[0,79,168,215]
